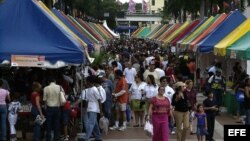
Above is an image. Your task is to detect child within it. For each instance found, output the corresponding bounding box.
[8,92,22,141]
[194,104,208,141]
[203,90,218,141]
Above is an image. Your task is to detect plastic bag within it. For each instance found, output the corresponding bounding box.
[236,90,244,102]
[144,121,153,137]
[99,116,109,135]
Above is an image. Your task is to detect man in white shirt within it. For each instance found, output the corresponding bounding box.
[123,61,137,89]
[72,76,103,141]
[43,77,63,141]
[143,60,160,85]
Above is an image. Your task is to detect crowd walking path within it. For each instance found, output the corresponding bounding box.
[103,93,228,141]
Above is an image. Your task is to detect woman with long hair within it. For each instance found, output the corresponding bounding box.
[184,80,197,135]
[0,79,11,141]
[144,75,158,115]
[31,81,44,141]
[129,73,147,127]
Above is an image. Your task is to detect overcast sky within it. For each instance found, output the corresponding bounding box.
[119,0,144,3]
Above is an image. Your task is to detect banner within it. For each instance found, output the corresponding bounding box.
[11,55,45,67]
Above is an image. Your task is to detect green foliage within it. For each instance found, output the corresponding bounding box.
[91,52,114,66]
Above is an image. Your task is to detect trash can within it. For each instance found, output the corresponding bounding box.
[224,90,237,115]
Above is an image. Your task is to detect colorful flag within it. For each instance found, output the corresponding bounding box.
[128,0,136,13]
[142,0,148,13]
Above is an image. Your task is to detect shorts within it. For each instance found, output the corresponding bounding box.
[62,109,70,125]
[196,125,208,136]
[115,103,127,112]
[131,99,145,111]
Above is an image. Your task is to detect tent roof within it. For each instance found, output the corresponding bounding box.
[103,20,120,38]
[170,20,201,46]
[226,32,250,60]
[189,13,228,51]
[198,10,246,53]
[52,8,94,51]
[0,0,85,66]
[179,15,217,48]
[163,21,190,46]
[214,18,250,56]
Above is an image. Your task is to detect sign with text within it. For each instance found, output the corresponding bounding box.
[224,125,250,140]
[11,55,45,67]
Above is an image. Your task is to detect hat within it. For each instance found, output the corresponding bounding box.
[97,71,106,78]
[174,81,186,88]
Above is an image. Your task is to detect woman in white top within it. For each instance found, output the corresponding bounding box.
[129,73,146,127]
[0,79,11,141]
[143,75,158,114]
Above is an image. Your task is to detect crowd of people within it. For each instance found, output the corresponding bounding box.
[0,38,250,141]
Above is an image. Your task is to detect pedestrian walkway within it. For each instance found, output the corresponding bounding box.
[103,93,230,141]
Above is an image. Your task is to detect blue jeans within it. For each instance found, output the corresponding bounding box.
[0,105,7,141]
[46,107,61,141]
[104,101,112,120]
[83,112,102,141]
[31,106,41,141]
[245,109,250,125]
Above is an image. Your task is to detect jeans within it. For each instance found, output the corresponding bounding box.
[46,107,61,141]
[83,112,102,141]
[31,106,41,141]
[245,109,250,125]
[103,101,112,120]
[0,105,7,141]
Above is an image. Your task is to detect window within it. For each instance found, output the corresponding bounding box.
[152,0,155,6]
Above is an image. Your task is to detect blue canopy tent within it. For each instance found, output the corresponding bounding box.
[52,8,95,52]
[0,0,86,67]
[197,10,246,53]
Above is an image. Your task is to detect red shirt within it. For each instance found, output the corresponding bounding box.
[151,96,170,114]
[31,92,40,107]
[115,77,128,104]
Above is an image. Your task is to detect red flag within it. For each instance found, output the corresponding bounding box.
[143,0,148,13]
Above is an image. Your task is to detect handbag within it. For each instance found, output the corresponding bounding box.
[82,89,88,108]
[59,87,66,106]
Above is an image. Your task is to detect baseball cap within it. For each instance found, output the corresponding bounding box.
[97,71,106,78]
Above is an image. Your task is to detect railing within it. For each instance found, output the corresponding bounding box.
[125,11,161,17]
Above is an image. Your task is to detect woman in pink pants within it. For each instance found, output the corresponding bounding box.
[148,86,174,141]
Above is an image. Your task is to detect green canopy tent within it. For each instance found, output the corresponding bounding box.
[226,32,250,60]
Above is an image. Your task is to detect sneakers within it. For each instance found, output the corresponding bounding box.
[171,131,175,135]
[60,135,69,141]
[109,125,126,131]
[118,126,126,131]
[109,125,119,130]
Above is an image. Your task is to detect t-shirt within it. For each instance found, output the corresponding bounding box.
[8,101,22,115]
[0,88,9,105]
[129,82,147,100]
[123,67,137,84]
[195,113,206,126]
[81,86,101,113]
[97,85,106,103]
[31,92,40,107]
[151,97,170,114]
[203,98,217,116]
[115,77,128,104]
[163,85,175,104]
[144,84,158,99]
